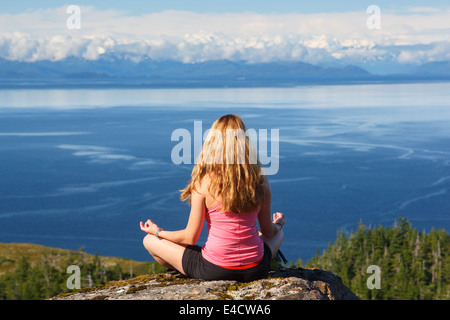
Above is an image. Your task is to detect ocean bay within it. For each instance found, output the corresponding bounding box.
[0,82,449,263]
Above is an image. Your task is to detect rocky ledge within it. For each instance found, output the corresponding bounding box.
[52,267,358,300]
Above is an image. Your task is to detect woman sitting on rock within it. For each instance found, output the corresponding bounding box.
[140,114,285,282]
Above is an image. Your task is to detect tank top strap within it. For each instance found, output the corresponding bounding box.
[207,200,222,213]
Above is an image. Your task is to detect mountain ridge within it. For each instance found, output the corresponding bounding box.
[0,57,371,80]
[1,57,449,88]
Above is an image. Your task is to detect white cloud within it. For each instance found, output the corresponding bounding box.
[0,6,449,66]
[397,42,450,64]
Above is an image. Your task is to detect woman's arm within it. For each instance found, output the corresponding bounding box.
[140,190,206,245]
[258,179,285,237]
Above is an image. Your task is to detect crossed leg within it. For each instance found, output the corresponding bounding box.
[143,229,284,274]
[142,234,187,275]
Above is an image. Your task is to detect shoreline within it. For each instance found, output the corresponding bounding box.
[1,78,450,90]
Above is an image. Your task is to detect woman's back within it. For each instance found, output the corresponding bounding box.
[201,201,264,267]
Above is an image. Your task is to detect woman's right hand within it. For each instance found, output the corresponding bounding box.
[140,219,159,235]
[272,212,285,227]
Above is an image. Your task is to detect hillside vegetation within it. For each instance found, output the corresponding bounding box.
[0,243,164,300]
[305,217,449,300]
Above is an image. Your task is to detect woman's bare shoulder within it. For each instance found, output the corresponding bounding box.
[197,173,221,208]
[193,174,209,195]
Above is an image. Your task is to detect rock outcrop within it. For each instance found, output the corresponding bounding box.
[52,267,358,300]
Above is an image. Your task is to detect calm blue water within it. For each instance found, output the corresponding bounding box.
[0,82,449,263]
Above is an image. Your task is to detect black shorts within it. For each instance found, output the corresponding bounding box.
[181,242,272,282]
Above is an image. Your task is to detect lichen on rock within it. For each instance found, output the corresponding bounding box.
[51,267,358,300]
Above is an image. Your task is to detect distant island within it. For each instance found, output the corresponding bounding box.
[1,58,450,89]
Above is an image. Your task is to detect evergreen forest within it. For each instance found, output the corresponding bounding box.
[305,217,449,300]
[0,247,165,300]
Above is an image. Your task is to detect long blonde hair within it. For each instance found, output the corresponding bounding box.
[180,114,266,213]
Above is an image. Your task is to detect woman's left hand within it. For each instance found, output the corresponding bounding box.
[272,212,285,227]
[140,219,159,235]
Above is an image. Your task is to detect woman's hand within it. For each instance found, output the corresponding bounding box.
[140,219,159,235]
[272,212,285,227]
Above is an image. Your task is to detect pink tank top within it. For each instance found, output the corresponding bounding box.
[201,201,264,267]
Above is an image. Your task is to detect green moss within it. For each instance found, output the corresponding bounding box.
[260,280,276,289]
[227,285,239,291]
[218,292,234,300]
[219,281,258,300]
[243,294,257,300]
[103,274,155,288]
[126,285,147,294]
[78,286,98,294]
[52,291,77,299]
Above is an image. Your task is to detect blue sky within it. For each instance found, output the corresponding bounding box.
[0,1,449,73]
[2,0,450,14]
